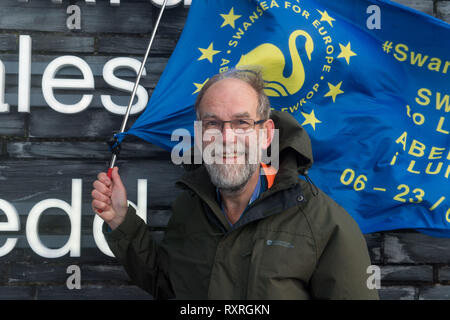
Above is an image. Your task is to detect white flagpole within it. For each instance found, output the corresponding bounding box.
[106,0,169,178]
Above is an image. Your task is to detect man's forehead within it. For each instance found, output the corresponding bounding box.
[199,78,258,114]
[202,111,252,118]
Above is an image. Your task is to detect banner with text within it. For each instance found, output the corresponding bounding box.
[116,0,450,236]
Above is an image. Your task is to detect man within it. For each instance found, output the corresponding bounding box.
[91,68,379,300]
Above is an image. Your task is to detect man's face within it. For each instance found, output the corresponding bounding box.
[196,78,269,192]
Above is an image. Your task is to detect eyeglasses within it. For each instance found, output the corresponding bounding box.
[201,118,266,134]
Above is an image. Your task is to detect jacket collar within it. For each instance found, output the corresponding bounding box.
[175,164,303,233]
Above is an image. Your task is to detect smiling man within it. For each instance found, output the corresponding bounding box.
[91,68,379,300]
[194,72,275,225]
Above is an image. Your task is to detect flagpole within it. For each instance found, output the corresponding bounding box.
[106,0,169,179]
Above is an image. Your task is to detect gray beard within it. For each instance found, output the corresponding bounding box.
[204,161,260,194]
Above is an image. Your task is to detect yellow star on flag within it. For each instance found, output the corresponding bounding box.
[220,7,241,29]
[324,81,344,103]
[192,78,209,94]
[337,42,357,65]
[317,9,336,27]
[198,42,221,63]
[301,109,322,130]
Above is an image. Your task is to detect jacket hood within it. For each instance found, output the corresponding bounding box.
[270,110,313,175]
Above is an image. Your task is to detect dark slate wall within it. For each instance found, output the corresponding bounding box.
[0,0,449,300]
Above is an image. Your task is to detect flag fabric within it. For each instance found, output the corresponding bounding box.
[115,0,450,236]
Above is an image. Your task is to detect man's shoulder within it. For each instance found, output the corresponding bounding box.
[299,180,366,246]
[299,179,348,219]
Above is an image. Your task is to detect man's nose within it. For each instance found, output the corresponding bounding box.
[222,122,236,144]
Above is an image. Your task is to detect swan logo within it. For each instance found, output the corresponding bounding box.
[236,30,314,97]
[193,1,356,129]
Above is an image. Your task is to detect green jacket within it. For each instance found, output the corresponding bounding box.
[105,110,379,300]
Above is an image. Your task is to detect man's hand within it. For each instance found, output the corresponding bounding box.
[91,167,128,230]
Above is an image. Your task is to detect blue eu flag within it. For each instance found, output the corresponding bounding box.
[116,0,450,236]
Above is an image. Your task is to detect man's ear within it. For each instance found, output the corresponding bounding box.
[261,119,275,150]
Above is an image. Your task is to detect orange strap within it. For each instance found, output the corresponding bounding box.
[260,162,277,189]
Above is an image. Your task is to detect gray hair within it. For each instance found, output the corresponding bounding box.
[194,67,271,120]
